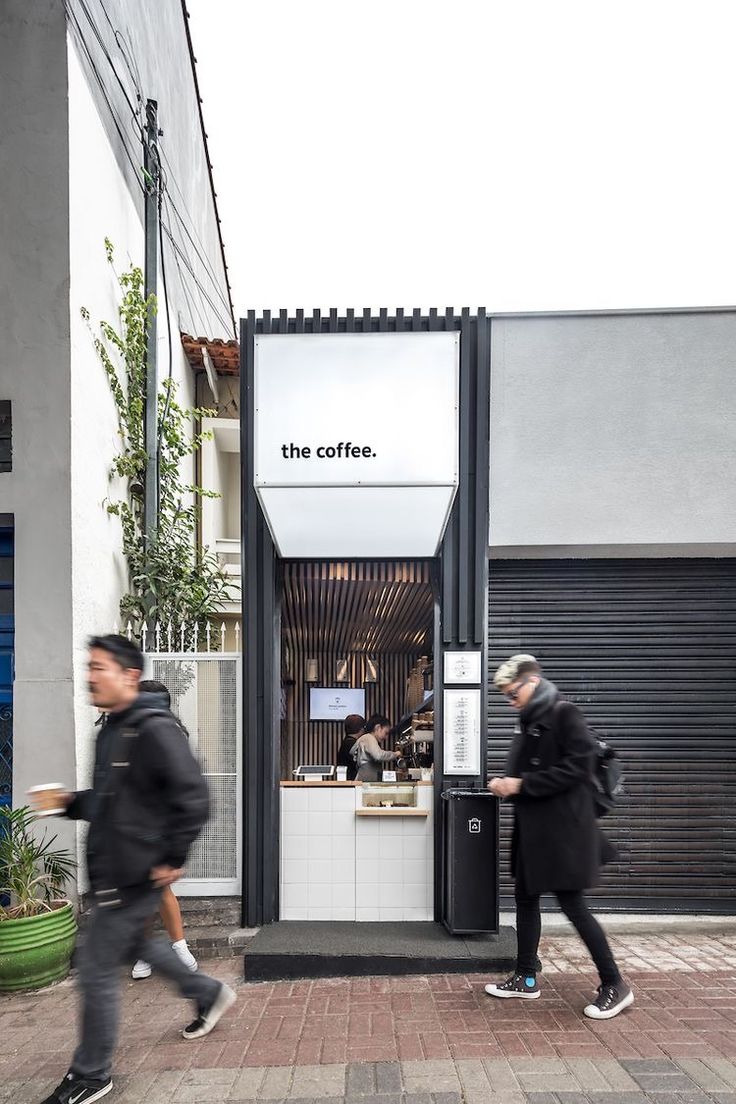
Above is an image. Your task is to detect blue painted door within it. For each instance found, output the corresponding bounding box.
[0,526,13,807]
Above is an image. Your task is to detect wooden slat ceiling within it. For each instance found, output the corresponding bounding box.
[282,562,434,657]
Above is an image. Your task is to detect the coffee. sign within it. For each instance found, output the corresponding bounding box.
[279,441,377,460]
[253,331,459,557]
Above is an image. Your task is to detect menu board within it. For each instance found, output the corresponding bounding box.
[443,688,481,776]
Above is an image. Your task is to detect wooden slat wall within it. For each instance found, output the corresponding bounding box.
[281,561,434,777]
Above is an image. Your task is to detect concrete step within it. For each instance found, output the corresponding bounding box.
[242,920,517,982]
[177,896,241,928]
[185,924,259,959]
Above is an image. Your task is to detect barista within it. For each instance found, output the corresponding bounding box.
[336,713,365,781]
[351,713,400,782]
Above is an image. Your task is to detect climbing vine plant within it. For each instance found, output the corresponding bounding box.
[81,239,231,642]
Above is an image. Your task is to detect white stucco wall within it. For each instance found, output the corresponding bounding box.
[489,311,736,555]
[68,37,199,802]
[68,40,141,809]
[67,38,202,890]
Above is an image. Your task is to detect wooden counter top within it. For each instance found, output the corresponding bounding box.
[355,808,429,816]
[281,781,360,787]
[280,780,433,788]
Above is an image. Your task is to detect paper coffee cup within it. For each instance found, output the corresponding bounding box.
[28,783,67,817]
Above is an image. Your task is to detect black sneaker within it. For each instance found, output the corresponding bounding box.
[583,980,634,1019]
[181,981,236,1040]
[41,1072,112,1103]
[484,972,541,999]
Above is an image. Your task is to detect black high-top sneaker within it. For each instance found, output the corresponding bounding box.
[583,980,634,1019]
[484,972,541,999]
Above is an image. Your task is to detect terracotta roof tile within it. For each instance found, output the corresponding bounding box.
[181,332,240,376]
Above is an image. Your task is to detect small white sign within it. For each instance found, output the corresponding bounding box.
[443,688,482,776]
[444,650,482,685]
[382,770,397,782]
[468,817,481,834]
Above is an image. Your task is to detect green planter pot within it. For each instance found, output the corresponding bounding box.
[0,901,77,992]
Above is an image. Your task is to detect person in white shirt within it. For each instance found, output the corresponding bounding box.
[351,713,400,781]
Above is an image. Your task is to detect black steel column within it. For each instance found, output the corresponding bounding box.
[240,312,280,928]
[433,308,492,919]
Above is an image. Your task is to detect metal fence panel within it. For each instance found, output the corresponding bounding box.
[142,641,241,896]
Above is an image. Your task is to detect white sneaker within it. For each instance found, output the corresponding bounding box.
[131,959,152,979]
[172,939,198,972]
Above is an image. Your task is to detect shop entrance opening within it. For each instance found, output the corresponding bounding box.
[279,560,437,921]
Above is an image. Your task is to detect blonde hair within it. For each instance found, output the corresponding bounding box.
[493,654,540,689]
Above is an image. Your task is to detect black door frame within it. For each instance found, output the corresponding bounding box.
[240,309,491,928]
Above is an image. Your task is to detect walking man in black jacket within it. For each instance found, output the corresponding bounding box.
[485,654,633,1021]
[30,635,236,1104]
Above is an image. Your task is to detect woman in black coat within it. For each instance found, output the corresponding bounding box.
[485,654,633,1021]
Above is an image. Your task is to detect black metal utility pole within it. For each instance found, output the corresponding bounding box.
[143,98,160,547]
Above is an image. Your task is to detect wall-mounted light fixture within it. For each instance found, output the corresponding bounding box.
[305,659,319,683]
[364,657,378,683]
[335,658,349,683]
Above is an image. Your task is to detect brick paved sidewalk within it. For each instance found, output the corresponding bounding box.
[1,930,735,1103]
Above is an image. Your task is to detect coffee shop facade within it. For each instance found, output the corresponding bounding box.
[238,306,736,928]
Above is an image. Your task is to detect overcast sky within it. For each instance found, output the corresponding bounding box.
[188,0,736,318]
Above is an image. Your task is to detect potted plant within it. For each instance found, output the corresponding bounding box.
[0,805,77,992]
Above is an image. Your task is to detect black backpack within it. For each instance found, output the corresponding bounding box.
[589,730,624,817]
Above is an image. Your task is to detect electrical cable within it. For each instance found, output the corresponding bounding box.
[161,223,234,335]
[75,0,142,123]
[161,173,234,322]
[95,0,145,118]
[158,141,235,322]
[163,194,220,335]
[65,3,144,194]
[84,0,235,332]
[157,189,175,458]
[170,230,210,340]
[67,1,233,337]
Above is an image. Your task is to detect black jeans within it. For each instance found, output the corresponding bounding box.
[515,877,621,987]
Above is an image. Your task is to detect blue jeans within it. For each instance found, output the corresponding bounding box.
[71,889,221,1080]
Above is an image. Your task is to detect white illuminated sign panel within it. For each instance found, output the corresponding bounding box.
[254,332,459,557]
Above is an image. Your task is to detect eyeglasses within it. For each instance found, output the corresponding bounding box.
[502,677,532,701]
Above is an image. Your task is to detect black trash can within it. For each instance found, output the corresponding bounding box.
[442,789,499,934]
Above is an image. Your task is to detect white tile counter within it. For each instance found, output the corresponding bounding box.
[280,783,434,921]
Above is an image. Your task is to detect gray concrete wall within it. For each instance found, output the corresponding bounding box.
[66,0,234,339]
[489,311,736,555]
[0,1,76,852]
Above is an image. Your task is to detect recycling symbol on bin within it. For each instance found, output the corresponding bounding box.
[468,817,481,834]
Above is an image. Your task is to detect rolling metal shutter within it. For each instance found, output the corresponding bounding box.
[488,558,736,913]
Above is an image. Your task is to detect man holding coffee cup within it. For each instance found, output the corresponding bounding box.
[30,634,235,1104]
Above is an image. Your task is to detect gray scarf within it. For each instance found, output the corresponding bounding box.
[519,677,559,728]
